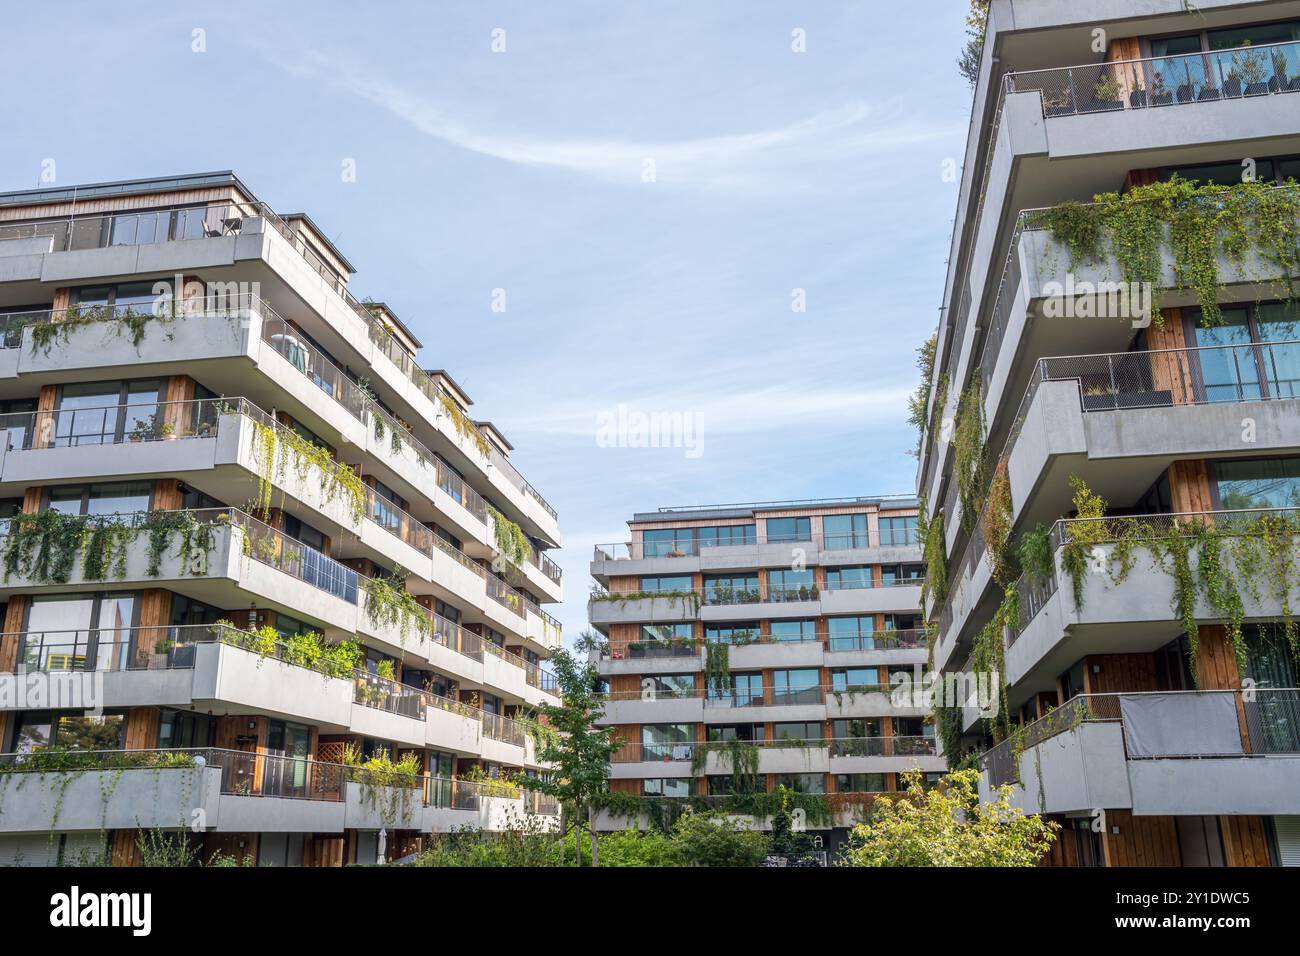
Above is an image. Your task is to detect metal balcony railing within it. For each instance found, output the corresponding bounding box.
[611,735,936,763]
[1008,39,1300,118]
[0,747,558,813]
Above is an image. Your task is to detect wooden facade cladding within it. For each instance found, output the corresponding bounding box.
[0,186,254,223]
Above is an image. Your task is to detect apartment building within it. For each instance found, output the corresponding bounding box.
[921,1,1300,866]
[0,171,565,866]
[587,497,943,847]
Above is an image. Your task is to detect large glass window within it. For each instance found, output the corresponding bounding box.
[836,773,887,793]
[774,773,825,794]
[705,623,760,644]
[641,724,694,760]
[643,778,692,798]
[707,723,764,743]
[1188,302,1300,401]
[832,718,882,756]
[54,379,161,447]
[764,516,810,543]
[881,564,924,585]
[20,593,137,672]
[772,721,821,742]
[644,674,696,699]
[831,667,881,693]
[827,616,875,651]
[712,672,763,706]
[768,619,816,642]
[642,527,696,557]
[703,574,758,605]
[699,524,756,548]
[639,575,693,593]
[823,514,869,549]
[767,568,815,602]
[825,565,872,590]
[880,515,918,546]
[1212,458,1300,510]
[771,668,820,705]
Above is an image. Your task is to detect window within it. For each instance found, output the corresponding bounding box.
[643,778,692,798]
[771,668,820,705]
[640,575,693,593]
[0,397,35,451]
[772,721,821,743]
[703,573,758,605]
[283,514,327,553]
[158,708,214,749]
[640,623,693,642]
[764,516,810,543]
[641,724,694,760]
[1212,458,1300,510]
[823,514,869,549]
[45,482,153,517]
[705,623,760,644]
[708,774,760,795]
[832,719,882,756]
[767,568,815,602]
[774,773,825,794]
[768,619,816,642]
[825,565,872,590]
[642,527,696,557]
[20,593,137,672]
[881,564,925,585]
[831,667,880,693]
[827,616,875,651]
[645,674,696,699]
[370,480,407,535]
[707,723,764,743]
[1185,302,1300,402]
[880,514,918,546]
[699,524,756,548]
[53,379,162,447]
[836,773,887,793]
[7,710,127,752]
[712,672,763,706]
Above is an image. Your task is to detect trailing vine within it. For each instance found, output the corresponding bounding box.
[248,418,366,524]
[1031,178,1300,327]
[953,379,987,535]
[917,495,947,608]
[703,641,731,695]
[362,569,429,645]
[26,303,178,356]
[437,392,492,459]
[0,510,218,584]
[488,506,531,570]
[983,457,1014,586]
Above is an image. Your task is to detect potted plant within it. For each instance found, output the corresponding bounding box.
[1092,74,1124,111]
[1236,45,1270,96]
[1222,65,1244,98]
[1149,72,1173,106]
[1270,48,1291,92]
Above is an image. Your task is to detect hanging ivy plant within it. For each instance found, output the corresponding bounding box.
[953,379,987,535]
[248,418,366,524]
[437,392,492,459]
[917,495,947,609]
[488,506,531,570]
[362,569,428,645]
[703,641,731,695]
[1031,178,1300,327]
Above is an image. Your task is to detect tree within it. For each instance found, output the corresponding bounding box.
[517,639,620,867]
[957,0,991,87]
[669,812,770,867]
[840,769,1058,867]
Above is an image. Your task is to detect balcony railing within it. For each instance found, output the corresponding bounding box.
[982,688,1300,787]
[600,682,903,707]
[481,711,528,747]
[1008,39,1300,118]
[0,747,558,814]
[601,628,925,659]
[260,308,369,422]
[595,528,920,561]
[612,735,935,763]
[0,396,224,451]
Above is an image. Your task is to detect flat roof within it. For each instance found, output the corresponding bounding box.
[0,170,254,207]
[632,494,919,523]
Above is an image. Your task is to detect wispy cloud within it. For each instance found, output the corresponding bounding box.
[265,49,951,191]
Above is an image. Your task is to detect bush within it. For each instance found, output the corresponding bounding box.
[668,812,770,867]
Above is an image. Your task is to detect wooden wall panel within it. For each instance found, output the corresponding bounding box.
[1102,811,1182,866]
[1221,816,1273,867]
[1196,625,1242,690]
[1082,653,1160,694]
[1169,459,1214,514]
[124,707,161,750]
[1040,816,1080,867]
[0,596,29,672]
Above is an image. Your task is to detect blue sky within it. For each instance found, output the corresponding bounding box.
[0,1,971,642]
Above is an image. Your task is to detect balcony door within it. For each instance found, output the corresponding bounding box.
[1188,303,1300,403]
[19,593,137,672]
